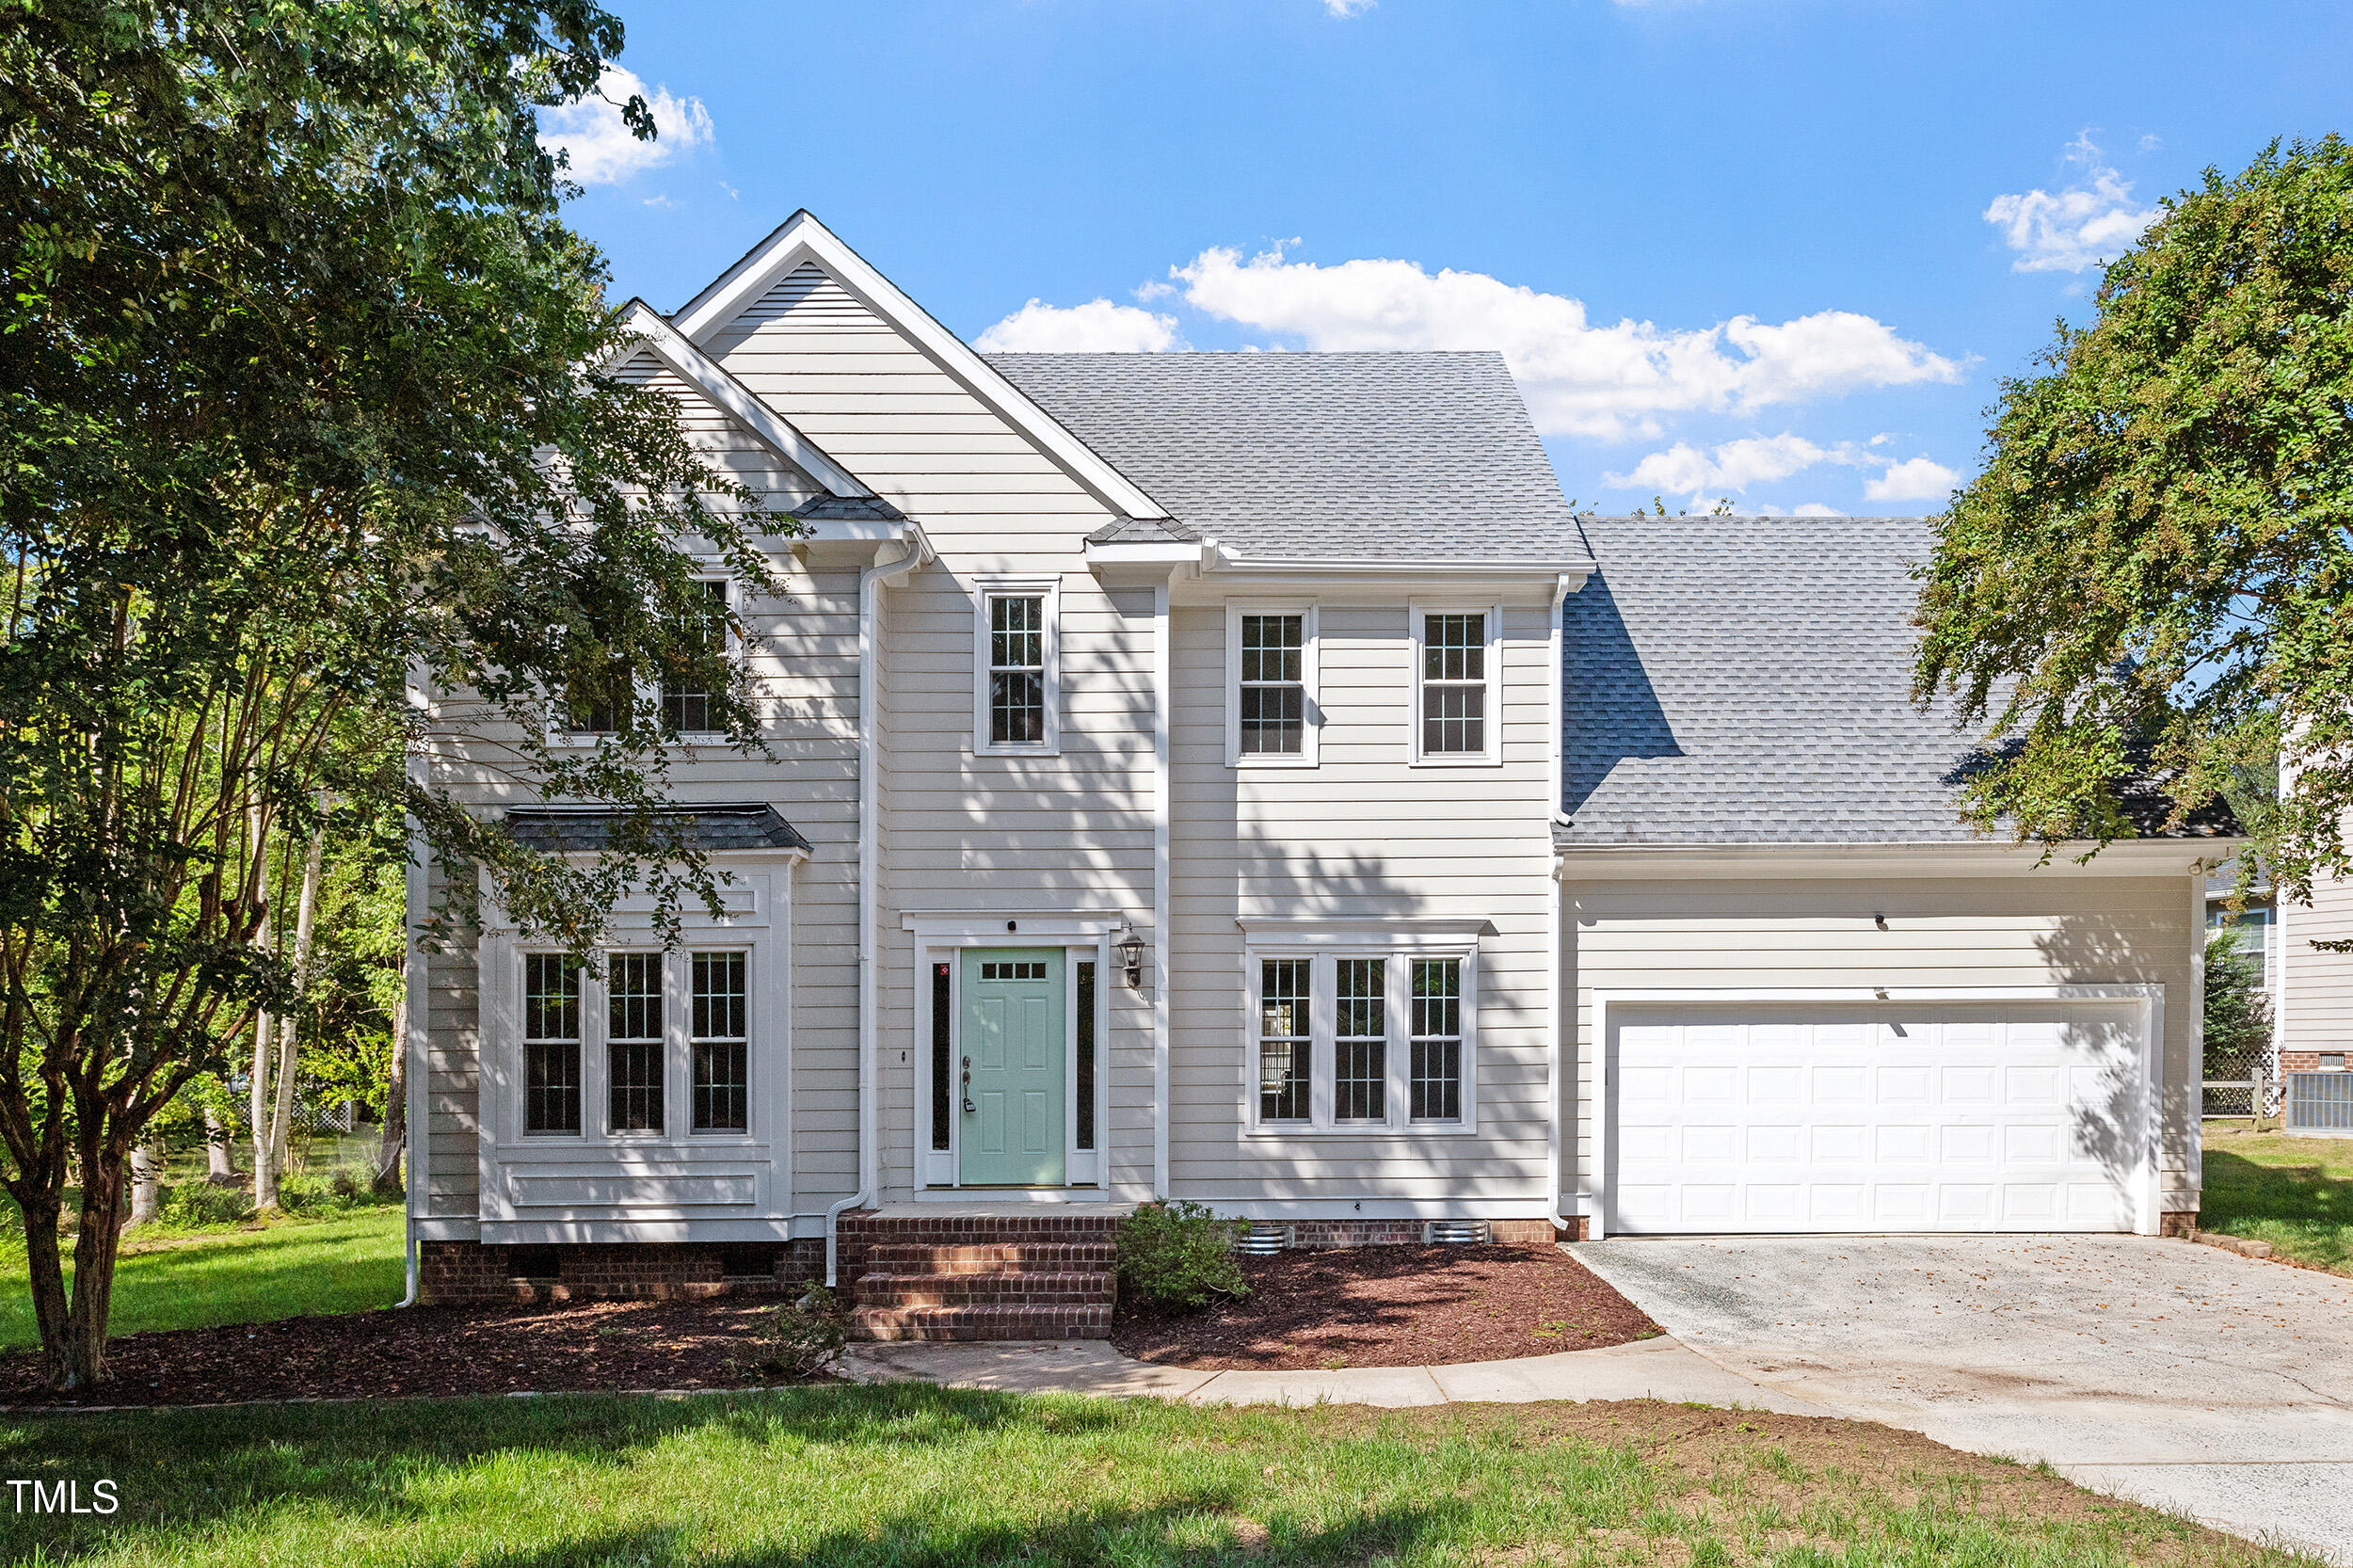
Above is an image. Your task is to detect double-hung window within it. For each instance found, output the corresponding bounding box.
[517,948,758,1140]
[563,571,736,741]
[1246,942,1477,1132]
[1227,603,1319,765]
[972,580,1060,754]
[661,578,731,735]
[1412,604,1500,763]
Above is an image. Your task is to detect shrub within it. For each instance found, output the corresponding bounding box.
[1116,1200,1246,1312]
[732,1288,847,1381]
[156,1182,252,1229]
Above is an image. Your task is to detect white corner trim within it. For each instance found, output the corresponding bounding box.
[1152,578,1173,1200]
[666,213,1171,521]
[1585,984,2168,1241]
[610,300,872,500]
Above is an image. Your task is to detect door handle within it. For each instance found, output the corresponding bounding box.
[961,1054,976,1114]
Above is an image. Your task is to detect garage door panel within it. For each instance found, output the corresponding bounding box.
[1605,1001,2147,1236]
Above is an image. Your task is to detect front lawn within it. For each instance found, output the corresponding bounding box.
[0,1204,405,1352]
[2201,1120,2353,1276]
[0,1384,2316,1566]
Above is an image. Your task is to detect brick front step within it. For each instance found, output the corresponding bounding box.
[855,1270,1114,1308]
[851,1303,1112,1341]
[862,1242,1116,1273]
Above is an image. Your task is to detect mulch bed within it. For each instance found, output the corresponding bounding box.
[0,1297,803,1409]
[1111,1243,1659,1370]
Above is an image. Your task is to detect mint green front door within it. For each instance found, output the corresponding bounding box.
[959,949,1065,1186]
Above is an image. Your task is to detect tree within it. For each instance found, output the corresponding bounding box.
[2203,926,2273,1076]
[1912,137,2353,904]
[0,1,794,1388]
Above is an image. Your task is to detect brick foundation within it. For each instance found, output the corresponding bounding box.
[2159,1210,2199,1239]
[418,1240,823,1306]
[1260,1218,1571,1248]
[2281,1052,2350,1074]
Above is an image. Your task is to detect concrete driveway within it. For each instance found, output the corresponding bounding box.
[1571,1235,2353,1564]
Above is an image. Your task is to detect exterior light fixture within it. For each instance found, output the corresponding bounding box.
[1116,925,1145,989]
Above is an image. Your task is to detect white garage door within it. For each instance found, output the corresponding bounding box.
[1605,1001,2151,1235]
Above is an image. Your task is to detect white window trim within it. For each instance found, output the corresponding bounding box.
[1242,932,1481,1137]
[547,562,744,749]
[1409,600,1503,766]
[1225,600,1320,769]
[970,576,1062,757]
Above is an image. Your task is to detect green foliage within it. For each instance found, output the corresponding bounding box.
[154,1183,252,1231]
[2204,927,2274,1070]
[0,0,803,1386]
[1115,1200,1247,1312]
[2201,1123,2353,1276]
[731,1288,848,1382]
[1912,136,2353,896]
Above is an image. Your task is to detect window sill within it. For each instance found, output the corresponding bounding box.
[1407,754,1504,769]
[973,744,1064,760]
[1228,756,1321,771]
[1243,1122,1481,1139]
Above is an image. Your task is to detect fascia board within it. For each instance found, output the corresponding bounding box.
[613,301,872,500]
[667,213,1174,522]
[1554,839,2237,879]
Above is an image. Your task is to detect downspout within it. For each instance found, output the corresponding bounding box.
[827,527,932,1286]
[398,669,430,1306]
[1152,578,1173,1199]
[1545,571,1576,1241]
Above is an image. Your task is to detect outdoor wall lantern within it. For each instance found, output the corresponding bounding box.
[1116,925,1145,989]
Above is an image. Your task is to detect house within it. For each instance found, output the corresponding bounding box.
[407,212,2229,1336]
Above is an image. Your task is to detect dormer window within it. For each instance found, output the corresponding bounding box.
[972,579,1061,755]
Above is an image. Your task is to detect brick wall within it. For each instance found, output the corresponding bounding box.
[418,1240,824,1305]
[1259,1218,1570,1248]
[2282,1053,2349,1073]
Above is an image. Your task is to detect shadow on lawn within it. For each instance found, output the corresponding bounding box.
[0,1385,1462,1565]
[2201,1148,2352,1271]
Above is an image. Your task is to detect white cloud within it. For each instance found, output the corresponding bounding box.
[538,65,713,187]
[1323,0,1375,13]
[1983,133,2159,274]
[1864,455,1961,502]
[1602,434,1840,495]
[1793,502,1844,517]
[975,298,1183,353]
[1169,245,1961,440]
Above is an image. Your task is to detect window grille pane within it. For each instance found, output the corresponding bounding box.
[931,961,953,1151]
[1411,959,1463,1122]
[522,954,581,1134]
[1335,957,1386,1121]
[607,952,664,1134]
[987,596,1048,744]
[1239,684,1304,756]
[1421,685,1485,756]
[1258,958,1311,1122]
[661,580,728,734]
[1423,614,1484,680]
[1076,961,1096,1151]
[1238,615,1306,756]
[691,952,747,1132]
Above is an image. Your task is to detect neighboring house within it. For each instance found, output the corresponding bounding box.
[408,213,2231,1334]
[2281,864,2353,1076]
[2204,861,2282,1106]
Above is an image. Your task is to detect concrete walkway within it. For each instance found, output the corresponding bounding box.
[840,1331,1825,1413]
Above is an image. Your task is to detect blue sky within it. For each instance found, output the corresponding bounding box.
[549,1,2350,517]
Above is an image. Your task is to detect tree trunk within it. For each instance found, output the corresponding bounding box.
[12,1187,69,1388]
[258,822,324,1212]
[62,1133,130,1388]
[127,1141,161,1228]
[204,1110,238,1185]
[372,988,408,1196]
[250,1002,278,1211]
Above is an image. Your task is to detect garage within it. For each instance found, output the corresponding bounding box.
[1598,994,2160,1237]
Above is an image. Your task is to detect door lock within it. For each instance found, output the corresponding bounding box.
[961,1054,976,1114]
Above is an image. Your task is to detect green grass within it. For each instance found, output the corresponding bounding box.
[0,1205,405,1352]
[0,1385,2316,1567]
[2201,1120,2353,1275]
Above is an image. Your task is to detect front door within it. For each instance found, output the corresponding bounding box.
[959,949,1065,1185]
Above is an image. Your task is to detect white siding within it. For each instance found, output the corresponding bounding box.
[2284,865,2353,1055]
[1565,874,2203,1218]
[712,260,1157,1204]
[1168,598,1559,1207]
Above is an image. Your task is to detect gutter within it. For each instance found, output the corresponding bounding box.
[1542,571,1577,1241]
[826,525,934,1287]
[1152,578,1172,1198]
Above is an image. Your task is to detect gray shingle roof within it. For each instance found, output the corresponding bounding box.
[985,351,1586,565]
[792,493,906,523]
[1086,515,1201,546]
[504,803,812,855]
[1559,514,2233,846]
